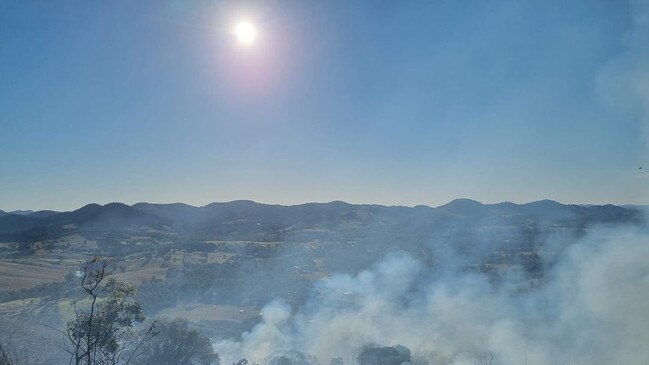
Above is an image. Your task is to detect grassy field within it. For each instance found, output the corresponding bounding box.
[0,248,242,292]
[0,254,80,290]
[158,303,260,323]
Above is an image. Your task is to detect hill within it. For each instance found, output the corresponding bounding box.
[0,199,646,357]
[0,199,642,244]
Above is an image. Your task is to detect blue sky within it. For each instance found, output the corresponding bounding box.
[1,0,648,211]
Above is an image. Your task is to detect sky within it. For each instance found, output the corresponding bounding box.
[1,0,648,211]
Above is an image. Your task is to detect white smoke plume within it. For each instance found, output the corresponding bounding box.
[214,226,649,365]
[213,4,649,362]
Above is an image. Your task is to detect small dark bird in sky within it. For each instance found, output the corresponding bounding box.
[640,167,643,170]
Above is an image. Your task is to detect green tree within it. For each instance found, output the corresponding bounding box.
[132,318,219,365]
[64,257,155,365]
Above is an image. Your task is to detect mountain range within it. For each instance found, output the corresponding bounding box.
[0,199,643,245]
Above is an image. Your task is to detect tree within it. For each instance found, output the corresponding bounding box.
[132,318,219,365]
[0,342,12,365]
[63,257,155,365]
[478,352,494,365]
[357,345,410,365]
[266,351,319,365]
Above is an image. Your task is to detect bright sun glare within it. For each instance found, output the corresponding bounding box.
[235,21,256,44]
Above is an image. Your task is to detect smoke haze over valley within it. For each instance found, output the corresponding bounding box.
[0,200,647,364]
[2,0,649,364]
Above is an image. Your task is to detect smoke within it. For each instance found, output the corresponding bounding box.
[597,0,649,163]
[214,225,649,365]
[594,0,649,197]
[598,0,649,118]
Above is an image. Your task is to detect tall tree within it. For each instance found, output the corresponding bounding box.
[63,257,155,365]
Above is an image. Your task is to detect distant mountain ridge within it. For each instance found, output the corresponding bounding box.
[0,199,643,244]
[7,210,34,215]
[3,198,639,217]
[0,209,60,218]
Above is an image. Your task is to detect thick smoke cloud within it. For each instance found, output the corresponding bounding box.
[214,226,649,365]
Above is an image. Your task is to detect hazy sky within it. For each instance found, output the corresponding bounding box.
[1,0,648,211]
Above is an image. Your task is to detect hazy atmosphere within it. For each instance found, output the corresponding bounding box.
[1,1,648,365]
[2,0,649,210]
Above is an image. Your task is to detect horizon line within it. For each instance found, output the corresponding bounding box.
[2,198,644,215]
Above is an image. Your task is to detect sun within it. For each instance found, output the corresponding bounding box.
[235,21,256,45]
